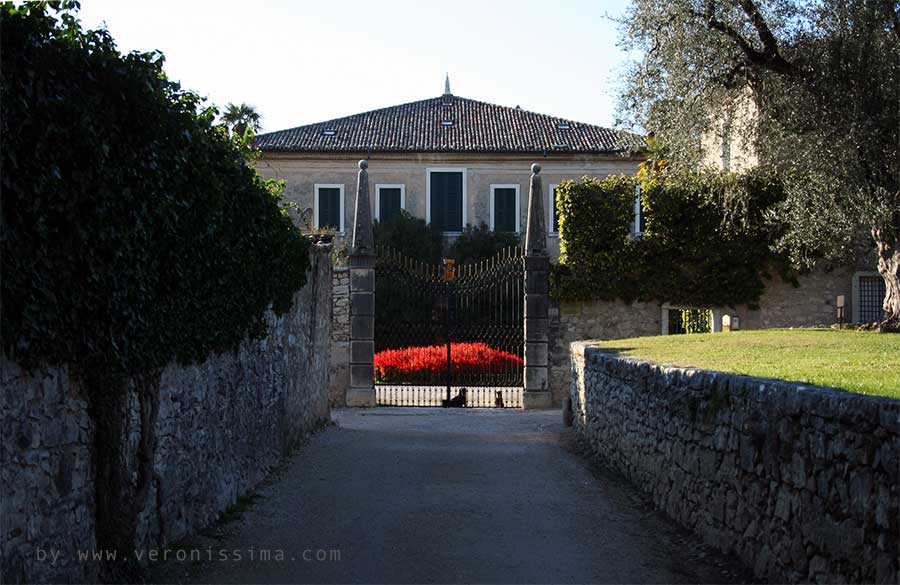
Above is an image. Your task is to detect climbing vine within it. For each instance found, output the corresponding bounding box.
[552,168,791,309]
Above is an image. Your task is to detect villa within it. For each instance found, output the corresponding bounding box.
[253,77,644,260]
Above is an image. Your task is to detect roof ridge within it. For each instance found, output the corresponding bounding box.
[255,94,646,154]
[256,95,447,137]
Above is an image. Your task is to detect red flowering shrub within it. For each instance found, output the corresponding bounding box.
[374,342,523,384]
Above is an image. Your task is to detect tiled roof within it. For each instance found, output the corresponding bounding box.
[255,95,645,154]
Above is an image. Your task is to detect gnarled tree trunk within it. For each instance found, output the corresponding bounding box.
[84,371,161,582]
[873,209,900,332]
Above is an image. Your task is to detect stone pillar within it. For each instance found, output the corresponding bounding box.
[346,159,376,407]
[522,163,552,409]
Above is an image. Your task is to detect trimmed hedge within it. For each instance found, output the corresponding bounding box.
[553,169,789,308]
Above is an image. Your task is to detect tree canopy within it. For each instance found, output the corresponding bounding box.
[221,101,262,137]
[616,0,900,329]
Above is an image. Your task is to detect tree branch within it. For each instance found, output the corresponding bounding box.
[688,0,802,78]
[883,0,900,42]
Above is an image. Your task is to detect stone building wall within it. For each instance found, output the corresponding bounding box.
[329,267,350,406]
[570,343,900,584]
[1,248,333,584]
[548,268,853,407]
[730,268,853,330]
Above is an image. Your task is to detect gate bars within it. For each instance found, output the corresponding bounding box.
[345,160,551,409]
[373,245,524,407]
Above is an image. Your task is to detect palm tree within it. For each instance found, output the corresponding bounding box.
[221,102,261,137]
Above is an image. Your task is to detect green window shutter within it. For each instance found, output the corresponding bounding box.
[430,172,463,232]
[379,188,402,223]
[318,188,341,231]
[494,188,516,232]
[430,173,445,231]
[444,172,463,232]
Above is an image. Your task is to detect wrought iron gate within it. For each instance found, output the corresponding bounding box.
[374,245,524,407]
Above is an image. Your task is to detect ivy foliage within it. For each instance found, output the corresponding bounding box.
[553,168,789,308]
[1,2,310,375]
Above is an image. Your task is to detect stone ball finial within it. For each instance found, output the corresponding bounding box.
[531,163,541,174]
[358,159,368,170]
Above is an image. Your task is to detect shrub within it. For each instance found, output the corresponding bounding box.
[449,222,520,264]
[0,3,309,576]
[374,342,524,384]
[374,210,443,264]
[554,168,789,309]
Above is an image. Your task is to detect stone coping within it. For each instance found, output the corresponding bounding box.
[571,340,900,421]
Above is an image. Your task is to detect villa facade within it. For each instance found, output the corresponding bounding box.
[254,83,644,260]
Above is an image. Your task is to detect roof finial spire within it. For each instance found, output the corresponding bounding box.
[444,73,451,96]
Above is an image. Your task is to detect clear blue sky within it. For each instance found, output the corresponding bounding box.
[78,0,636,134]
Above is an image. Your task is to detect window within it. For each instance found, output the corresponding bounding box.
[549,184,559,235]
[490,184,520,233]
[375,184,405,223]
[314,184,344,233]
[853,272,886,323]
[632,185,646,237]
[662,306,713,335]
[427,168,466,233]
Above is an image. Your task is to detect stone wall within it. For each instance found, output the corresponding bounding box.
[731,268,853,330]
[1,248,333,584]
[328,267,350,406]
[570,342,900,584]
[548,268,853,407]
[549,299,661,405]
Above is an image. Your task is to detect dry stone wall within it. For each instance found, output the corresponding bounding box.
[570,342,900,584]
[1,248,333,584]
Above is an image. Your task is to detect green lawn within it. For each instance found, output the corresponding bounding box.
[590,329,900,399]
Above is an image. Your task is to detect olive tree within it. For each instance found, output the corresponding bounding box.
[616,0,900,330]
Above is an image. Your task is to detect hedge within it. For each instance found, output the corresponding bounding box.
[1,2,310,376]
[553,168,790,308]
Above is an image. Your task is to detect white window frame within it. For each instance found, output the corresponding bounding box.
[548,183,559,236]
[660,304,722,335]
[314,183,345,234]
[425,167,467,234]
[374,184,406,221]
[489,184,521,234]
[632,185,645,238]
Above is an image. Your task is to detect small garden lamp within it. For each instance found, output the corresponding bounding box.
[442,258,456,282]
[836,295,845,328]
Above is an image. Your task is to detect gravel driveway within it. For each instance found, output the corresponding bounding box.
[151,407,751,584]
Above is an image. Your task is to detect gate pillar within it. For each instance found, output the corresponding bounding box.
[522,163,552,409]
[347,159,376,407]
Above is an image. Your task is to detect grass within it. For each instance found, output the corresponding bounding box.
[590,329,900,399]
